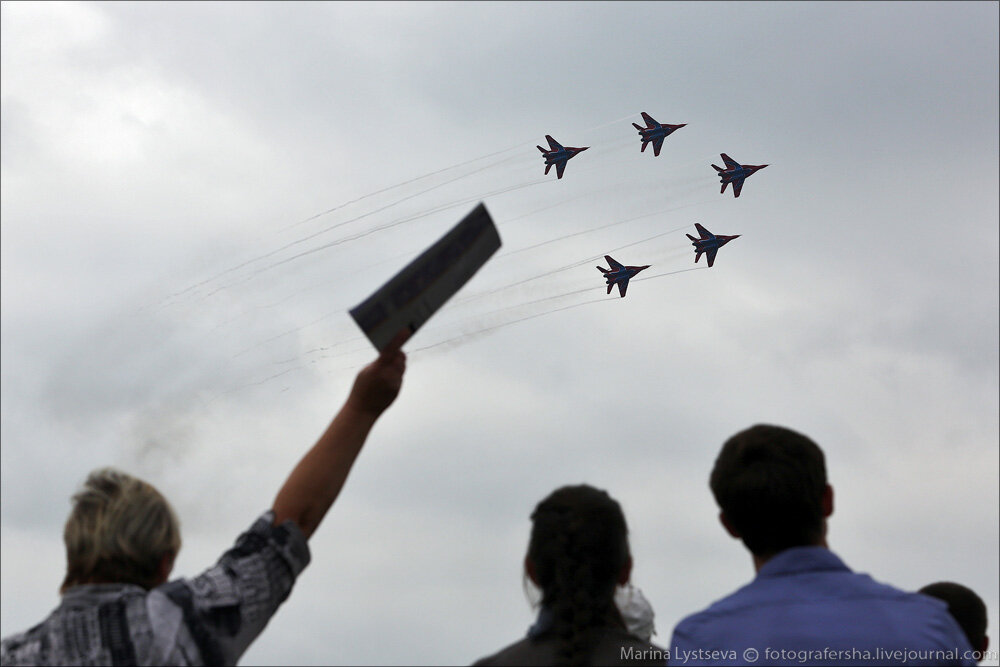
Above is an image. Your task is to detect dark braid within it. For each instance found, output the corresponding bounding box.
[528,485,631,666]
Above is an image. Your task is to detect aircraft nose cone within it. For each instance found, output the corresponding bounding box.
[579,146,590,152]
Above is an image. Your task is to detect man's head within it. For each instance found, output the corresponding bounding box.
[919,582,989,659]
[61,468,181,593]
[710,424,832,560]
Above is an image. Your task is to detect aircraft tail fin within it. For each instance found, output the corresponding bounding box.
[712,163,723,172]
[606,283,614,294]
[537,145,547,153]
[544,163,552,175]
[686,234,697,242]
[632,122,644,130]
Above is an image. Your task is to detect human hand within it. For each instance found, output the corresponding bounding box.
[346,330,409,416]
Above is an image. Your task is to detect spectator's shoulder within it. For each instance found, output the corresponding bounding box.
[1,615,55,666]
[668,584,757,652]
[224,511,311,574]
[473,637,542,666]
[596,628,668,665]
[149,512,314,666]
[1,627,37,665]
[902,589,975,651]
[475,631,666,666]
[675,582,753,625]
[856,572,974,646]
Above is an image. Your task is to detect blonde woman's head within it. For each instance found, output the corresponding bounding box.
[61,468,181,593]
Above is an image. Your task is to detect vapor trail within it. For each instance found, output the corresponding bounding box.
[501,196,719,259]
[411,297,609,354]
[276,142,535,233]
[201,176,550,299]
[161,151,529,305]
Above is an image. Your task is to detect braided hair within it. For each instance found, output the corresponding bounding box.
[527,485,631,665]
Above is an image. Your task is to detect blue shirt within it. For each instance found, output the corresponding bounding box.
[668,547,975,666]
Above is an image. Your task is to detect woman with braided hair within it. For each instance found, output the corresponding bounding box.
[475,485,666,666]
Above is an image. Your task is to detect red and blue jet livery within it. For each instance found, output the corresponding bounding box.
[712,153,767,198]
[596,255,650,298]
[537,135,589,179]
[687,223,740,268]
[632,112,686,157]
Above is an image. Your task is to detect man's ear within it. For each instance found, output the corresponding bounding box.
[617,555,633,585]
[524,555,538,586]
[720,511,741,539]
[156,551,176,587]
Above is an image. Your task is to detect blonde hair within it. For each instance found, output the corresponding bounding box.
[61,468,181,593]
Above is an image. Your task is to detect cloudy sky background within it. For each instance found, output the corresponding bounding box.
[2,2,997,665]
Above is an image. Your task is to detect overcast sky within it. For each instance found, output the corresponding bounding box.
[2,2,998,665]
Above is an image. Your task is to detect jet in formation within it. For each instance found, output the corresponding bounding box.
[596,255,650,297]
[687,223,740,268]
[632,112,686,157]
[537,135,589,179]
[712,153,767,198]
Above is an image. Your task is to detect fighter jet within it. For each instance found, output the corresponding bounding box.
[632,112,686,157]
[712,153,768,198]
[687,223,740,268]
[596,255,650,298]
[537,135,589,179]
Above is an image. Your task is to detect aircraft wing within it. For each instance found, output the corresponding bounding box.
[731,177,745,198]
[555,160,566,179]
[617,279,629,298]
[721,153,740,169]
[546,135,563,151]
[694,223,713,239]
[705,247,718,268]
[604,255,624,271]
[641,111,658,127]
[651,136,665,157]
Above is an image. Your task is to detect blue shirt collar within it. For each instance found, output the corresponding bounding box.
[755,546,851,579]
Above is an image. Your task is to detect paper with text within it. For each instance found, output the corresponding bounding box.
[349,202,502,351]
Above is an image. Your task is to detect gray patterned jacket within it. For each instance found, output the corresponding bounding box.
[1,512,310,666]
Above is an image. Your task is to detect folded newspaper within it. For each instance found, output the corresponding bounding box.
[349,203,501,351]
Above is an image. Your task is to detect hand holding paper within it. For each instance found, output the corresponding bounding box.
[346,329,409,417]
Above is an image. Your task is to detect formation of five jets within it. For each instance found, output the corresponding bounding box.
[538,112,768,297]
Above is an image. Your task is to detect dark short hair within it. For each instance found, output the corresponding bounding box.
[710,424,827,557]
[919,582,988,652]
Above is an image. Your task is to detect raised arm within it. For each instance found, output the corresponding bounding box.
[272,331,408,538]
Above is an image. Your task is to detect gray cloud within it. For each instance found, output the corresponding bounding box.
[2,2,997,665]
